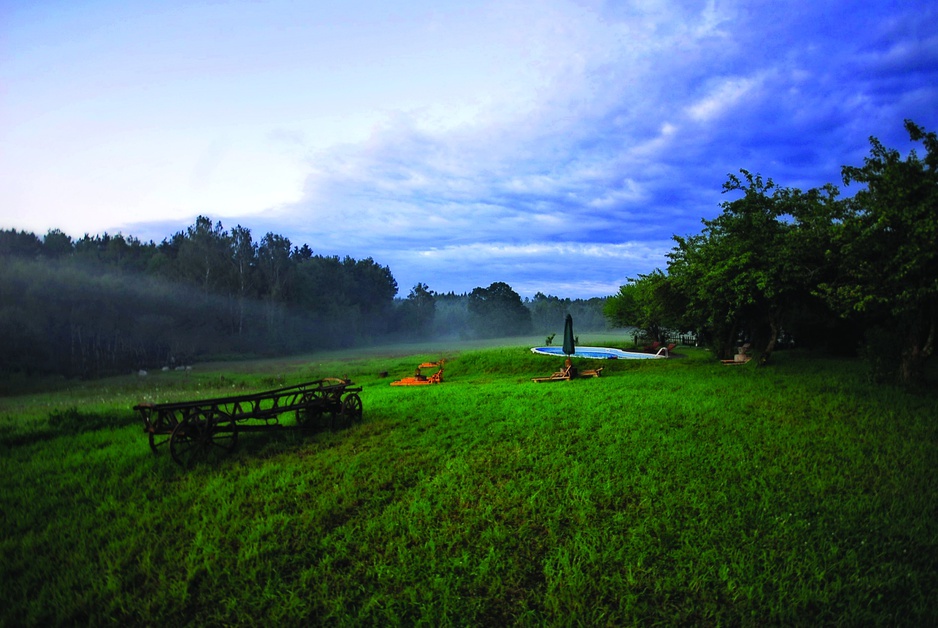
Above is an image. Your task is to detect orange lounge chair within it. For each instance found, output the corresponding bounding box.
[532,360,603,382]
[532,362,573,383]
[391,360,444,386]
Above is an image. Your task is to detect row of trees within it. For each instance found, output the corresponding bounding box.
[1,216,400,336]
[605,121,936,385]
[1,221,606,378]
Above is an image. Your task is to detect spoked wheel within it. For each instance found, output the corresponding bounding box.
[147,412,179,455]
[298,391,326,427]
[300,405,324,427]
[324,392,344,430]
[336,393,363,429]
[169,410,238,467]
[325,403,341,430]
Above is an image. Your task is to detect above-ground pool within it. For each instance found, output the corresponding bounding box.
[530,346,665,359]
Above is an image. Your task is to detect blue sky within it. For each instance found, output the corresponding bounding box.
[2,0,936,298]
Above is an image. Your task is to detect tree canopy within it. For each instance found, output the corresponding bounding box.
[822,120,938,383]
[605,121,936,385]
[468,282,533,338]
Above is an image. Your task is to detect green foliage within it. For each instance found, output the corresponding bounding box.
[0,229,41,258]
[603,282,637,327]
[530,293,610,334]
[604,270,680,341]
[1,345,936,625]
[621,121,936,382]
[529,292,569,331]
[397,283,436,338]
[468,282,532,338]
[0,216,402,377]
[42,229,73,259]
[834,121,938,318]
[820,120,938,385]
[665,170,807,362]
[430,292,472,338]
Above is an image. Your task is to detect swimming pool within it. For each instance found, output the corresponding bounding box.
[530,346,665,359]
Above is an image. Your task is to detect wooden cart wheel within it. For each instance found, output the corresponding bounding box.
[299,390,325,427]
[170,410,238,467]
[300,405,324,426]
[210,416,238,457]
[147,411,178,454]
[325,403,341,430]
[148,428,170,455]
[339,393,363,428]
[324,390,345,430]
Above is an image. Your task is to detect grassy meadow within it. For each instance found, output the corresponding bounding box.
[1,335,937,625]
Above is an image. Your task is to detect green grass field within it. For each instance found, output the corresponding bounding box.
[2,337,936,625]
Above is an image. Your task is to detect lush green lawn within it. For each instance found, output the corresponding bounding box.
[2,340,936,625]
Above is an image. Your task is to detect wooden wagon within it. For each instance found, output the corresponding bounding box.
[134,378,362,467]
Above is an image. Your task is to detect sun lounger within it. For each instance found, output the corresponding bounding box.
[532,361,573,383]
[391,360,444,385]
[532,362,603,382]
[721,343,752,365]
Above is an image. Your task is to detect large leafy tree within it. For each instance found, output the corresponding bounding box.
[770,184,858,353]
[228,225,257,338]
[528,292,570,334]
[42,229,73,259]
[819,120,937,385]
[339,256,399,338]
[604,270,682,343]
[397,283,436,338]
[173,216,233,294]
[0,229,42,258]
[468,281,532,338]
[257,232,293,338]
[665,171,805,362]
[343,257,398,318]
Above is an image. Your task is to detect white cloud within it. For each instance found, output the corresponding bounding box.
[2,0,936,298]
[384,239,673,298]
[686,76,762,123]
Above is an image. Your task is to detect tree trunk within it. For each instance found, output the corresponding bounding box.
[899,345,925,386]
[759,314,780,366]
[899,310,934,386]
[718,321,739,361]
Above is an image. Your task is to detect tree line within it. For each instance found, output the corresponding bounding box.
[1,219,607,378]
[605,120,936,386]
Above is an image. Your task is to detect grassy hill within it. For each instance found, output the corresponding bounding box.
[1,340,936,625]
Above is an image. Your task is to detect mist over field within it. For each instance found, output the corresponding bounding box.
[0,224,611,382]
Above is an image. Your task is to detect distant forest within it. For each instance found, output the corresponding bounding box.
[0,217,608,378]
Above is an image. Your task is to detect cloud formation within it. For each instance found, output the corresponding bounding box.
[2,0,936,298]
